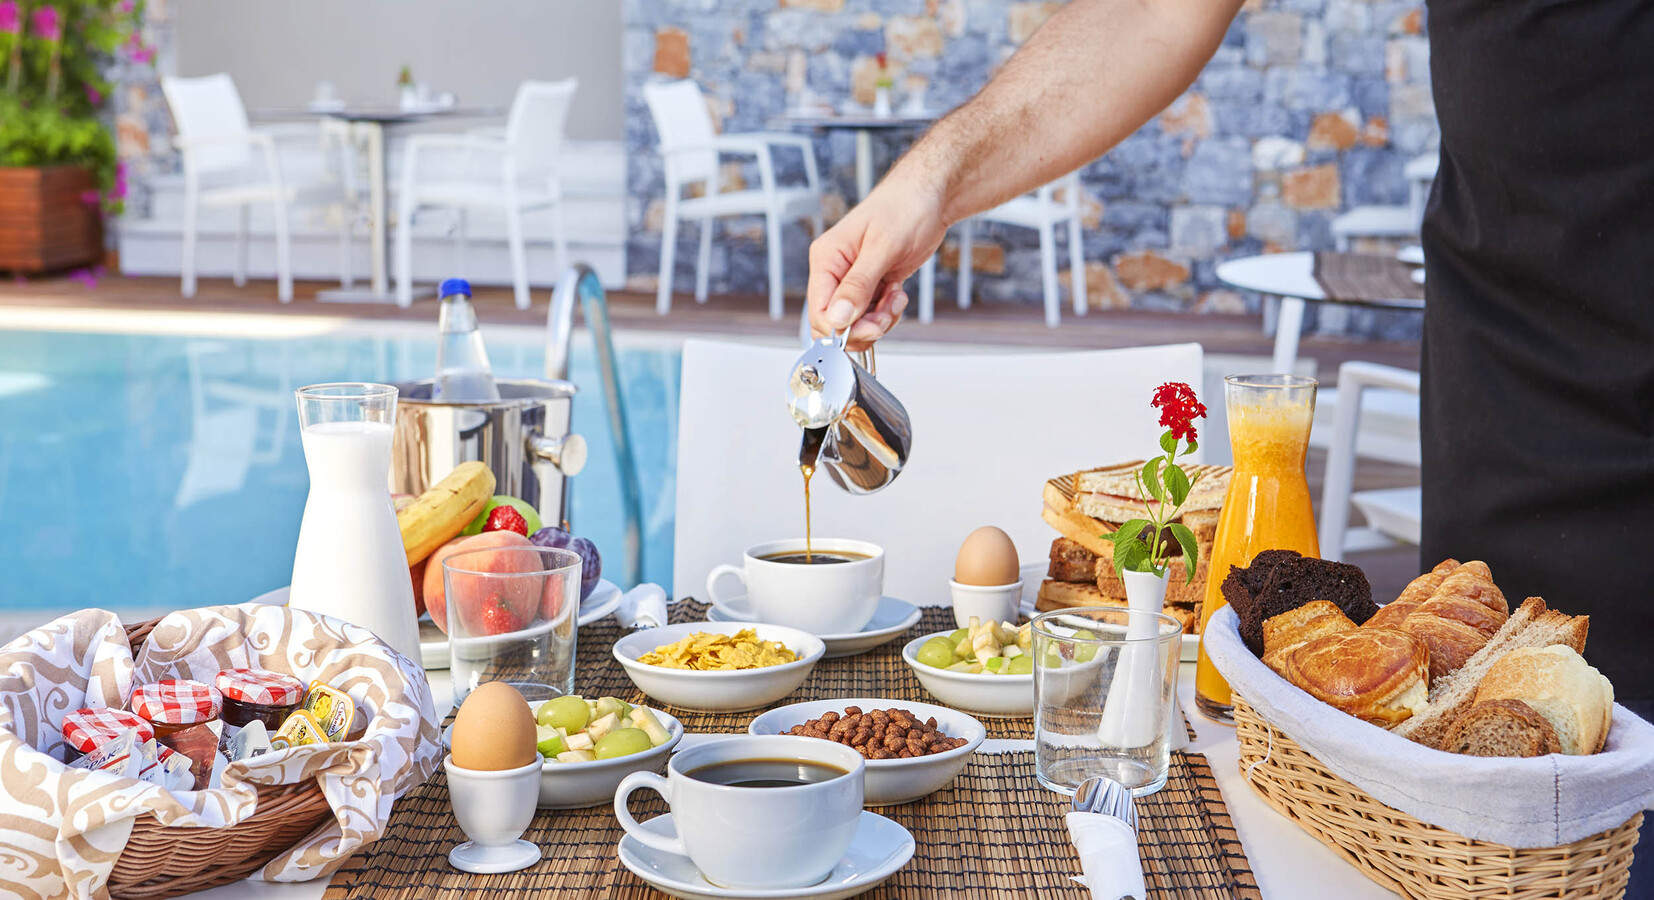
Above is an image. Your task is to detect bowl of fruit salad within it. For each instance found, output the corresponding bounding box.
[902,618,1037,717]
[529,694,682,808]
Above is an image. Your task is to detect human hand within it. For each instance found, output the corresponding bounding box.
[807,176,948,351]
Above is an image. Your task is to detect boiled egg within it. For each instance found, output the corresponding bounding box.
[954,526,1020,586]
[450,681,538,771]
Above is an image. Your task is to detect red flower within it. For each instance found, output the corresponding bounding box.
[1151,382,1206,443]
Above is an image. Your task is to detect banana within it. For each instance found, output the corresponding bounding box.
[398,461,496,565]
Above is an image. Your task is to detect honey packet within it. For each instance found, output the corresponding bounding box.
[270,710,329,750]
[301,681,355,742]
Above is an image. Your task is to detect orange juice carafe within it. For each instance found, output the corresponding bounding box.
[1194,375,1319,723]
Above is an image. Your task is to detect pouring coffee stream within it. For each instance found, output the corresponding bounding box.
[788,331,913,557]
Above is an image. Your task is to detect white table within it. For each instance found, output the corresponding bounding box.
[771,111,938,200]
[178,660,1396,900]
[1216,251,1425,373]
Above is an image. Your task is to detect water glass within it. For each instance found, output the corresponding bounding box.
[1032,607,1183,796]
[444,545,580,707]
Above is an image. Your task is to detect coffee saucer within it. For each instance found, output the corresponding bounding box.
[617,810,914,900]
[707,596,921,658]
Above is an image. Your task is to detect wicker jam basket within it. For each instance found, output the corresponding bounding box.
[106,620,333,900]
[1232,694,1642,900]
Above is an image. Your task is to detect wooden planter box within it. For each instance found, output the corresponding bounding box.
[0,164,106,274]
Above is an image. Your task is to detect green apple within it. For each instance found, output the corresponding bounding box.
[462,495,545,536]
[535,724,566,757]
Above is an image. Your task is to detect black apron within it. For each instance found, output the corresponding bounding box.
[1421,0,1654,701]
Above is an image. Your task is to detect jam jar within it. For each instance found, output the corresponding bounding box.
[61,707,153,764]
[215,669,305,732]
[130,679,222,790]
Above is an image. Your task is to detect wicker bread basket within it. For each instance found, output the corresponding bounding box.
[1233,694,1642,900]
[106,620,333,900]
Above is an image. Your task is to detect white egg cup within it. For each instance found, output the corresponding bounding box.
[950,579,1024,628]
[445,754,543,874]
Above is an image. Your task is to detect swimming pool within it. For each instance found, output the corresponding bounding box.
[0,326,680,626]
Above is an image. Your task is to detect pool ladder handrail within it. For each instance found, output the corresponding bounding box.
[547,264,644,589]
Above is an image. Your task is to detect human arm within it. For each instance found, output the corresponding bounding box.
[807,0,1245,348]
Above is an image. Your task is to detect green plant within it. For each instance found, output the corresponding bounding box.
[1101,382,1210,583]
[0,0,149,211]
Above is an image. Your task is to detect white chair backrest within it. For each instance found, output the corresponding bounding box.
[504,78,578,182]
[673,340,1205,605]
[643,79,717,187]
[162,73,252,174]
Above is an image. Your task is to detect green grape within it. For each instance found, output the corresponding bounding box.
[947,628,969,644]
[593,727,653,760]
[1007,655,1034,675]
[536,695,590,732]
[1072,629,1099,663]
[1041,647,1064,668]
[917,638,956,669]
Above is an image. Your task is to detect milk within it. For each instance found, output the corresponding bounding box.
[288,420,421,661]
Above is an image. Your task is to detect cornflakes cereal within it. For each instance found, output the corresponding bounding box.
[638,629,799,671]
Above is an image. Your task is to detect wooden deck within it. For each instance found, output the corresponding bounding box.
[0,273,1425,598]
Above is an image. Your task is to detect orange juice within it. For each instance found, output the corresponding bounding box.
[1194,375,1319,722]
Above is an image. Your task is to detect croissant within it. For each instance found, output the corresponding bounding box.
[1367,558,1459,630]
[1400,561,1510,683]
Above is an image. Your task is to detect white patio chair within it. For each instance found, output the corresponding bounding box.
[644,79,824,320]
[395,78,576,310]
[672,339,1202,604]
[1317,360,1422,561]
[918,171,1086,327]
[162,73,359,302]
[1329,151,1439,250]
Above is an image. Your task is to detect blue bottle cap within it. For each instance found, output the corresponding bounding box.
[439,278,472,298]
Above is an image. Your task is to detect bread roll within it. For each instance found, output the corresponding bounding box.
[1441,699,1562,757]
[1283,628,1430,726]
[1261,600,1357,674]
[1475,646,1613,755]
[1367,558,1459,630]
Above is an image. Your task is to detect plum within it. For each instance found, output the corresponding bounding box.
[530,528,602,599]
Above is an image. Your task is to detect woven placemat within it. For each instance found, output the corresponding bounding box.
[322,750,1257,899]
[1312,251,1426,303]
[573,600,1037,740]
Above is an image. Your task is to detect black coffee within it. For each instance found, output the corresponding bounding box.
[758,551,870,566]
[686,758,847,788]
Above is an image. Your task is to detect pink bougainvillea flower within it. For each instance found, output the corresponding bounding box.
[85,83,102,105]
[80,190,100,205]
[0,1,20,35]
[119,0,134,11]
[32,5,60,41]
[133,45,154,63]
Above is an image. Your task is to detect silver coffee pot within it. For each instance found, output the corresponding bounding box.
[786,330,912,494]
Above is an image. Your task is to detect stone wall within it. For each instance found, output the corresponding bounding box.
[622,0,1436,339]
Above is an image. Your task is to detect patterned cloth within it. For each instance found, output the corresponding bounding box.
[0,604,441,900]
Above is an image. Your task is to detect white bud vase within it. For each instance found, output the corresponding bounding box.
[872,85,892,118]
[1097,568,1170,748]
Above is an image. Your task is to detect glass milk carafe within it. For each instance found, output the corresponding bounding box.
[289,383,421,662]
[1194,374,1319,723]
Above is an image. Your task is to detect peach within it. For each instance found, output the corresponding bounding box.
[423,531,537,634]
[410,557,428,618]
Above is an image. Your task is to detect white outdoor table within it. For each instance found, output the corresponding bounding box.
[771,110,938,200]
[175,658,1397,900]
[255,105,503,305]
[1216,251,1425,374]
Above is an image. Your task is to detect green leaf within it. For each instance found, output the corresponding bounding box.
[1168,523,1200,584]
[1182,437,1198,456]
[1139,457,1164,502]
[1160,431,1178,456]
[1113,536,1151,575]
[1115,518,1154,545]
[1164,464,1191,508]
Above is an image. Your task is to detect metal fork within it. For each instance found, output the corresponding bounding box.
[1072,775,1139,833]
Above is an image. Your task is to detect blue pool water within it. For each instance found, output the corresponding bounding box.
[0,329,680,617]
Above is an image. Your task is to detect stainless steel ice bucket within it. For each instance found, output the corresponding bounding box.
[389,378,588,527]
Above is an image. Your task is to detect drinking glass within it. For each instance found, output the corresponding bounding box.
[1032,607,1183,796]
[1194,374,1318,723]
[444,545,580,707]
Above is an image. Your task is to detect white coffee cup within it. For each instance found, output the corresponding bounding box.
[706,539,883,635]
[614,735,864,889]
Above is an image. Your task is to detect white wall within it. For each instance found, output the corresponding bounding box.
[173,0,623,140]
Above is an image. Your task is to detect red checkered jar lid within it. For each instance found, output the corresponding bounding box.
[215,668,304,706]
[61,707,153,753]
[130,679,221,725]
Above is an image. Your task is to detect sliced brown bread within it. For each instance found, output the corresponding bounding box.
[1440,699,1562,757]
[1035,579,1125,612]
[1095,553,1208,607]
[1390,597,1590,747]
[1223,549,1303,654]
[1048,537,1099,583]
[1041,482,1116,558]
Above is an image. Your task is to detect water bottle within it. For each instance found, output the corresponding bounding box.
[433,278,502,402]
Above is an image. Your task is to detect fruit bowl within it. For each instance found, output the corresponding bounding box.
[901,631,1035,718]
[612,622,825,712]
[537,708,683,809]
[747,698,985,805]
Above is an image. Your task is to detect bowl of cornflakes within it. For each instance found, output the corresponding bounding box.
[612,622,826,711]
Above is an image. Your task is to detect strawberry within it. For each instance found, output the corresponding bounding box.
[483,505,529,536]
[479,597,521,636]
